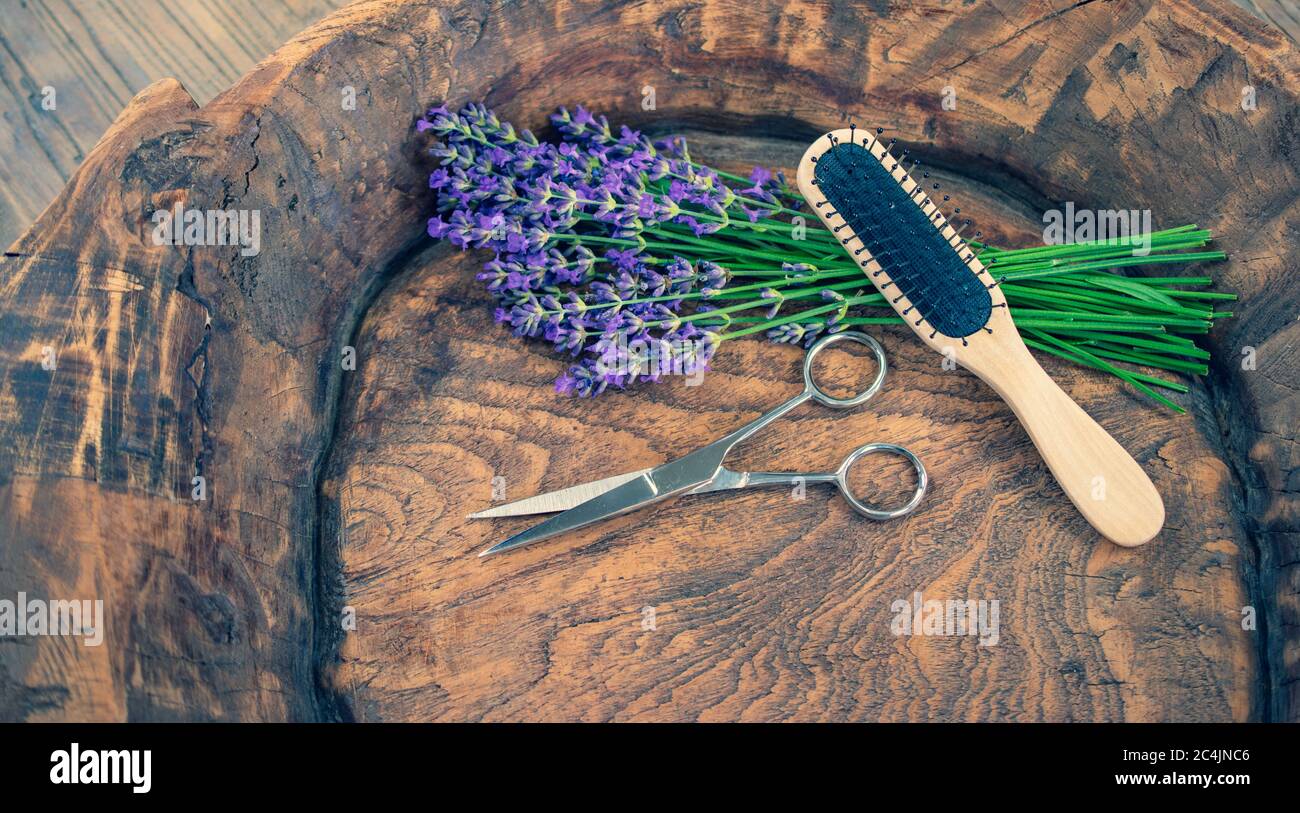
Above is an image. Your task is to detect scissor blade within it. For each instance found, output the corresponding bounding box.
[478,441,731,557]
[478,472,663,556]
[468,469,651,518]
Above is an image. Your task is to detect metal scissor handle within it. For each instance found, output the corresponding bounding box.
[743,442,926,520]
[833,442,928,519]
[795,335,923,519]
[801,331,888,408]
[692,331,890,461]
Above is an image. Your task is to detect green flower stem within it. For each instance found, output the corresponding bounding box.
[678,227,833,261]
[1130,276,1215,285]
[995,305,1209,329]
[985,241,1208,270]
[666,291,874,331]
[1159,289,1238,301]
[729,315,905,326]
[579,195,842,251]
[1024,328,1184,412]
[1055,274,1183,308]
[620,219,835,263]
[986,239,1216,269]
[1044,328,1210,359]
[528,271,864,319]
[717,295,875,339]
[1009,285,1196,318]
[1003,284,1213,320]
[976,225,1206,260]
[556,228,804,265]
[996,251,1227,282]
[642,174,814,222]
[1022,337,1189,394]
[1073,342,1209,375]
[1005,319,1167,333]
[987,246,1215,273]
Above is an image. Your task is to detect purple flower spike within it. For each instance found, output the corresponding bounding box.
[418,101,802,396]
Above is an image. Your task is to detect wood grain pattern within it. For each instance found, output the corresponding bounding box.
[0,0,1296,722]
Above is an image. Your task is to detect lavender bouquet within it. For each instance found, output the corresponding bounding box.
[419,103,1232,411]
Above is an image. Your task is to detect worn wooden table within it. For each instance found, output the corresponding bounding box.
[0,0,1296,722]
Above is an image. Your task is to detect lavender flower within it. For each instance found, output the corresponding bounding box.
[417,102,796,395]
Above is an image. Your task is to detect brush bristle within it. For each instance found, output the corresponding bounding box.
[814,141,992,338]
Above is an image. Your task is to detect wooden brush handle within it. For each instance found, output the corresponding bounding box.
[976,340,1164,547]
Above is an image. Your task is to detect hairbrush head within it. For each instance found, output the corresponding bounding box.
[798,128,1009,351]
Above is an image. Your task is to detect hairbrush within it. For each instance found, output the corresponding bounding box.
[796,126,1163,547]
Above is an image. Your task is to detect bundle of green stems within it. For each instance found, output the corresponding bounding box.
[679,192,1230,412]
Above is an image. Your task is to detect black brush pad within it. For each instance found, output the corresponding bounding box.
[814,142,992,338]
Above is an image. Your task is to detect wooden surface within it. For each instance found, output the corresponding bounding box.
[1235,0,1300,42]
[0,0,347,247]
[0,0,1297,722]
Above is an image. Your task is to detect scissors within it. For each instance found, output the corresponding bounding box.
[471,331,928,557]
